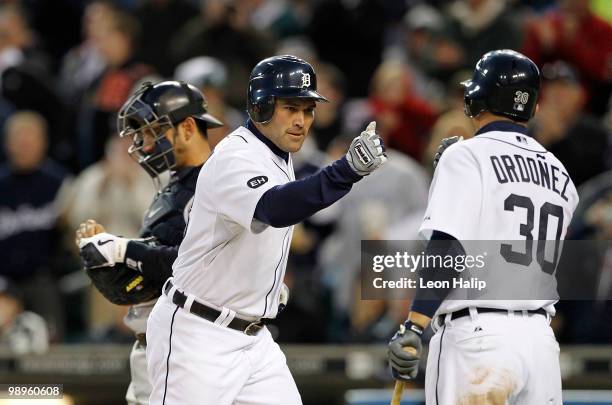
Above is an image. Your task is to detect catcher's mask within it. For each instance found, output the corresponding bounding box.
[118,80,223,179]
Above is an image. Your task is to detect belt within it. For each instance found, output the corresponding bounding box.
[450,307,547,320]
[163,280,265,336]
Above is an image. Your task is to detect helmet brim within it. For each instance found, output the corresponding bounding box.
[271,88,329,103]
[196,112,224,128]
[298,89,329,103]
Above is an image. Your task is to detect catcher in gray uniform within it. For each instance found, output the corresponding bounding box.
[75,81,223,404]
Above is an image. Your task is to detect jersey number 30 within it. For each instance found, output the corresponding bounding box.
[501,193,564,274]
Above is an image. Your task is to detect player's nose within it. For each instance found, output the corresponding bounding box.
[293,111,304,128]
[142,136,155,153]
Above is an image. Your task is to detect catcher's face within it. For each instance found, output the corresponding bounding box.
[260,98,316,153]
[141,125,171,154]
[122,116,176,178]
[140,118,201,168]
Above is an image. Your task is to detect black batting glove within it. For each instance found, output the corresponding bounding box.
[387,321,424,381]
[433,136,463,169]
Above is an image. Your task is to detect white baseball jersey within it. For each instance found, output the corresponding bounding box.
[172,125,295,319]
[419,124,579,316]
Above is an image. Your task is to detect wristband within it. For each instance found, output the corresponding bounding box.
[402,320,424,336]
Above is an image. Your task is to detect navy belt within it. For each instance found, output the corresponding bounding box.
[164,280,265,336]
[450,307,547,320]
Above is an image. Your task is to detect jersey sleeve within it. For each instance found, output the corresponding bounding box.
[419,143,481,241]
[210,148,282,231]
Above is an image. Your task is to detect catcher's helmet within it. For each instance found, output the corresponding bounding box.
[118,81,223,178]
[462,49,540,122]
[247,55,328,123]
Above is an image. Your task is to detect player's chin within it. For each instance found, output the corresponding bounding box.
[284,136,305,153]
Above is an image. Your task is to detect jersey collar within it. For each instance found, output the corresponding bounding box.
[246,119,289,163]
[475,121,529,137]
[171,165,200,183]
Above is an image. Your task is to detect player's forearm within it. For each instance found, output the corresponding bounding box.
[125,241,178,285]
[409,231,465,319]
[407,311,432,329]
[254,156,361,227]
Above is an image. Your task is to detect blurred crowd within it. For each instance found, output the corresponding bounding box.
[0,0,610,351]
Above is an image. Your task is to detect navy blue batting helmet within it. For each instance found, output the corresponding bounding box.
[462,49,541,122]
[247,55,328,123]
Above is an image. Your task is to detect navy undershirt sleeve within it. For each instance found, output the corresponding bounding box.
[410,231,465,318]
[125,241,178,286]
[254,156,362,228]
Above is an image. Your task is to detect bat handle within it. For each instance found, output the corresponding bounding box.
[390,347,418,405]
[391,381,405,405]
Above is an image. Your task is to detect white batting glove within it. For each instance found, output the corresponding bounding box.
[278,283,290,314]
[78,232,129,269]
[346,121,387,176]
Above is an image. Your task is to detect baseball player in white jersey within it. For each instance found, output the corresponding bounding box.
[388,50,579,404]
[145,55,387,404]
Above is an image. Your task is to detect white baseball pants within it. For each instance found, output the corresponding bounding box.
[146,293,302,405]
[425,309,561,405]
[126,340,152,404]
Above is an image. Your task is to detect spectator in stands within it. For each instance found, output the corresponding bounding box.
[242,0,310,39]
[174,56,244,146]
[522,0,612,117]
[308,0,386,97]
[171,0,274,108]
[77,8,153,169]
[530,61,609,186]
[0,276,49,354]
[556,171,612,343]
[134,0,198,77]
[0,111,68,341]
[310,63,347,152]
[401,4,464,85]
[319,133,429,339]
[0,4,50,73]
[58,1,113,109]
[0,4,67,165]
[423,71,474,168]
[444,0,523,69]
[369,60,438,161]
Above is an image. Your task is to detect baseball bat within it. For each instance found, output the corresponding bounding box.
[390,347,418,405]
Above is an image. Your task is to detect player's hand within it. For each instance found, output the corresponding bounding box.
[346,121,387,176]
[75,219,106,246]
[78,232,129,269]
[433,136,463,169]
[387,321,423,381]
[278,283,290,314]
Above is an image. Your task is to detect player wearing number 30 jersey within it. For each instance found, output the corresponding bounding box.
[388,50,578,404]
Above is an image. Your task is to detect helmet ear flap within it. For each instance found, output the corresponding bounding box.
[248,96,275,123]
[464,96,487,118]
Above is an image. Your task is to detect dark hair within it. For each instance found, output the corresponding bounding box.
[194,118,208,138]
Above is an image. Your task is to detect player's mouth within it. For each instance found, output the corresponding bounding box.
[286,131,304,138]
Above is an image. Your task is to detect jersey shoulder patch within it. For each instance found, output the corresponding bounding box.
[247,175,268,189]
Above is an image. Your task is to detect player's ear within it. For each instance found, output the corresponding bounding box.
[535,103,540,114]
[180,117,196,141]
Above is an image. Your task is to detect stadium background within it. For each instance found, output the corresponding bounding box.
[0,0,610,403]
